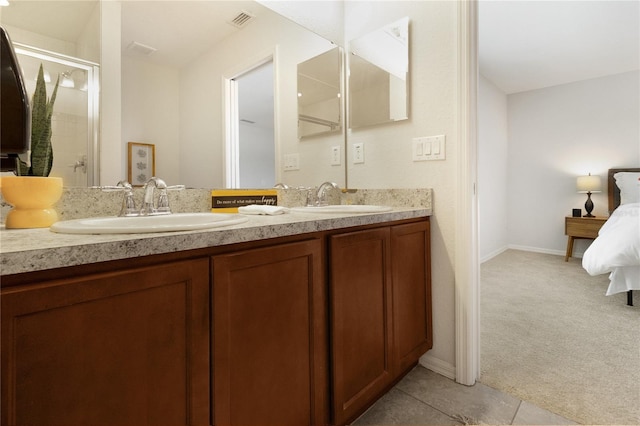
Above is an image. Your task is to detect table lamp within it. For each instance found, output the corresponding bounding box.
[576,173,602,217]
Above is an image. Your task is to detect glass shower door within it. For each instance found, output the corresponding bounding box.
[14,44,99,187]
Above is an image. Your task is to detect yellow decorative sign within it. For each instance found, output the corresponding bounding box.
[211,189,278,213]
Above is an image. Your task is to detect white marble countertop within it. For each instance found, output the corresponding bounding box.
[0,207,431,276]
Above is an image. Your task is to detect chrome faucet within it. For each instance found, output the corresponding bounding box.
[315,181,340,206]
[96,178,184,216]
[117,181,138,216]
[140,177,169,215]
[304,187,316,207]
[95,180,138,216]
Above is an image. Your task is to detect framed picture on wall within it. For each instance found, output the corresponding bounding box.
[127,142,155,186]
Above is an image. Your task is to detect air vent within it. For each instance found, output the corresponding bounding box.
[126,41,157,56]
[229,11,255,28]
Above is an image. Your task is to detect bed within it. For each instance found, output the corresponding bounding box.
[582,168,640,306]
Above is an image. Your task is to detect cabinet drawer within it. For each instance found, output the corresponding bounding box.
[565,217,605,238]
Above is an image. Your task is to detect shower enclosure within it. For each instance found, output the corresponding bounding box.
[14,43,99,187]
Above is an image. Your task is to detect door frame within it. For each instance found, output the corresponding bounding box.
[455,0,480,386]
[222,47,279,188]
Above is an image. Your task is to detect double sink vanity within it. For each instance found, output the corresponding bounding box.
[0,187,433,426]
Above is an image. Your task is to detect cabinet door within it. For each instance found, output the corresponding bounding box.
[1,259,210,426]
[212,239,327,426]
[391,221,432,374]
[329,228,393,425]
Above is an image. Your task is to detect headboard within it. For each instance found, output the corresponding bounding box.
[608,167,640,213]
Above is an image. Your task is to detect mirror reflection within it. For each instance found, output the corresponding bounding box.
[0,0,100,186]
[297,46,343,139]
[349,17,409,129]
[2,0,346,189]
[118,0,347,189]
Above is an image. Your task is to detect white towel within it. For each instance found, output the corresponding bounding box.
[238,205,289,215]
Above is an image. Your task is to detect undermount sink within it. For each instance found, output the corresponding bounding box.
[50,213,248,234]
[290,205,393,214]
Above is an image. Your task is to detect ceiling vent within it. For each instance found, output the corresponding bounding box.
[229,11,255,28]
[126,41,157,56]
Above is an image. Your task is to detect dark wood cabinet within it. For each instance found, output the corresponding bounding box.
[391,221,432,374]
[1,217,431,426]
[329,221,432,425]
[212,239,328,426]
[1,259,210,426]
[329,227,394,425]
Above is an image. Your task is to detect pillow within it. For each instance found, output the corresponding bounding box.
[614,172,640,205]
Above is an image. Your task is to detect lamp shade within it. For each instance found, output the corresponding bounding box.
[576,174,602,193]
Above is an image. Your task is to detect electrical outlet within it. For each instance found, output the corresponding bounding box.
[353,142,364,164]
[284,153,300,171]
[331,146,341,166]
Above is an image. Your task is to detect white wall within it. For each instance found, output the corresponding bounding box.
[478,75,508,262]
[121,57,180,186]
[77,4,101,64]
[179,9,343,189]
[344,1,458,374]
[2,25,77,57]
[99,0,122,186]
[507,71,639,256]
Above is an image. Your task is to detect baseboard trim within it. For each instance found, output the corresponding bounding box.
[507,244,565,257]
[419,353,456,380]
[483,245,588,259]
[480,246,508,263]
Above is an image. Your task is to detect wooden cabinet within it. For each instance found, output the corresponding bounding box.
[329,228,394,425]
[329,220,432,425]
[1,259,210,426]
[391,221,433,374]
[1,217,431,426]
[564,216,606,261]
[212,239,328,426]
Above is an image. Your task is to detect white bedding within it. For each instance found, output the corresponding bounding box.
[582,202,640,295]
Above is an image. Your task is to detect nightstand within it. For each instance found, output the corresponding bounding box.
[564,216,607,261]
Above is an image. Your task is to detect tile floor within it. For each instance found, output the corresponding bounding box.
[352,366,578,425]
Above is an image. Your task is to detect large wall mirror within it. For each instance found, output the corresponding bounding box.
[297,46,343,139]
[349,17,409,129]
[2,2,412,191]
[1,0,346,189]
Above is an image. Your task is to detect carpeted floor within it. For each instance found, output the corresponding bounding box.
[480,249,640,425]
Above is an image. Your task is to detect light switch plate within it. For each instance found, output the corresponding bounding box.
[414,135,445,161]
[428,135,445,160]
[331,146,341,166]
[413,137,427,161]
[353,143,364,164]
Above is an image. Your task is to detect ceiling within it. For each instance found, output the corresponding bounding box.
[120,1,272,69]
[1,1,273,69]
[4,1,638,97]
[479,0,640,94]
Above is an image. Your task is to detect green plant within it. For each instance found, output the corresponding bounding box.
[16,63,59,177]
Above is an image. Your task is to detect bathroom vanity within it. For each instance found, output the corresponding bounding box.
[0,208,432,426]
